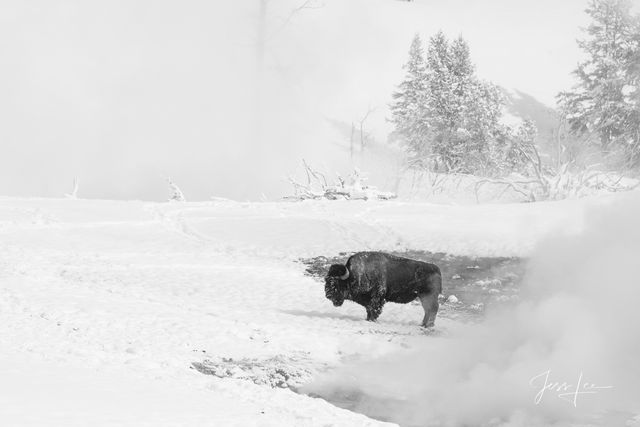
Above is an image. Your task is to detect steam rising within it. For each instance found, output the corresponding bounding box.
[305,192,640,426]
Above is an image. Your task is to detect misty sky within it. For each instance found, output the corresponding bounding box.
[0,0,609,201]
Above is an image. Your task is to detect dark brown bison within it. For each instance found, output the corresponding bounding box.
[324,252,442,327]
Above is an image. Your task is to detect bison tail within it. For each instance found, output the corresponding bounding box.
[431,271,442,295]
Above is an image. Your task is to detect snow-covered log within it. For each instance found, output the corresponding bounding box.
[285,161,397,201]
[64,177,79,199]
[167,177,186,202]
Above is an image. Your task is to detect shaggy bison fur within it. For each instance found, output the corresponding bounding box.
[324,252,442,327]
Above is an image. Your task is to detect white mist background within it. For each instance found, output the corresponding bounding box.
[303,192,640,426]
[0,0,593,201]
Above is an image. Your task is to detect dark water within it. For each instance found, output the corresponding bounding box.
[299,251,527,426]
[300,250,526,322]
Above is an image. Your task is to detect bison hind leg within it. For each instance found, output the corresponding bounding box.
[418,273,441,328]
[419,292,439,328]
[415,270,442,328]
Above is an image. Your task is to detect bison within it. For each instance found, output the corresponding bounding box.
[324,252,442,327]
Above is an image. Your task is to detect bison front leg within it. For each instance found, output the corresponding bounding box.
[366,299,384,321]
[365,289,385,322]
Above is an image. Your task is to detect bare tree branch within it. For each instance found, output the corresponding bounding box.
[267,0,324,41]
[358,106,376,151]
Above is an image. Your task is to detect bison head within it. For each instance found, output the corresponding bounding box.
[324,264,350,307]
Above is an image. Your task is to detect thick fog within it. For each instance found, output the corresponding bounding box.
[0,0,591,201]
[304,192,640,426]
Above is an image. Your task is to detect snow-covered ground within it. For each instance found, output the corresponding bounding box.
[0,195,620,426]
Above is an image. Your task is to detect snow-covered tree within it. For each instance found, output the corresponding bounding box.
[450,36,474,84]
[425,31,456,130]
[461,81,506,172]
[393,31,506,173]
[558,0,640,165]
[390,34,430,161]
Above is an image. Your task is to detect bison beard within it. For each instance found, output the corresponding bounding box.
[324,252,442,327]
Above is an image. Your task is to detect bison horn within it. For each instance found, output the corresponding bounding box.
[340,267,350,280]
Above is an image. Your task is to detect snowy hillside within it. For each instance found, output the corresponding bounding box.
[501,88,560,147]
[0,194,622,426]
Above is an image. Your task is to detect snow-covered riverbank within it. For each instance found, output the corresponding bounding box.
[0,196,607,426]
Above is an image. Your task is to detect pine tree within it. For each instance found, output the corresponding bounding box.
[423,32,505,172]
[424,31,459,169]
[425,31,455,129]
[558,0,640,165]
[391,32,508,174]
[390,34,429,162]
[623,12,640,160]
[450,36,475,107]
